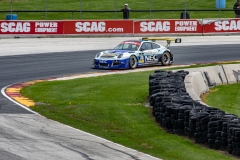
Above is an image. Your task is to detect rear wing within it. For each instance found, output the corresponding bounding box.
[141,37,181,49]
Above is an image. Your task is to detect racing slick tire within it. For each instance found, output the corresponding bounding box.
[129,55,137,69]
[160,52,171,66]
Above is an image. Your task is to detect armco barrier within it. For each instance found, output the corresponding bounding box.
[149,64,240,157]
[0,18,239,36]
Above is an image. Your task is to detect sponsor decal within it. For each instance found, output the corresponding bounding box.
[122,41,141,46]
[134,20,202,34]
[215,20,240,31]
[139,53,144,63]
[99,60,107,63]
[145,55,158,61]
[64,20,133,34]
[1,22,30,33]
[0,21,63,34]
[203,19,240,33]
[35,22,58,33]
[75,22,124,33]
[140,21,170,32]
[76,22,105,32]
[175,21,198,31]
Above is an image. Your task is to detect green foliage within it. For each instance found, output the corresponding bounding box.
[21,70,236,160]
[0,0,237,20]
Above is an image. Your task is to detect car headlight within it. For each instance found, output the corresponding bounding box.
[96,53,101,58]
[117,54,123,58]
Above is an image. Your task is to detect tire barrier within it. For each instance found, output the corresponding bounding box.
[149,69,240,157]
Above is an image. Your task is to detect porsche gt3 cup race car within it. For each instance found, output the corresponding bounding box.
[93,37,181,69]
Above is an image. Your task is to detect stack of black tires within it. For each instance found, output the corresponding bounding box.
[149,70,240,156]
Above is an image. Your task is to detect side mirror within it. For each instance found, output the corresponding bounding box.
[140,48,145,51]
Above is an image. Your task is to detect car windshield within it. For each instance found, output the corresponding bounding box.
[114,42,140,51]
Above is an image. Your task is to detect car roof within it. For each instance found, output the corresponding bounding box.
[122,40,142,43]
[122,40,157,43]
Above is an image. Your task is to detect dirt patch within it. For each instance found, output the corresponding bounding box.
[201,88,218,103]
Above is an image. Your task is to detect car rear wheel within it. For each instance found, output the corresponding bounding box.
[161,52,171,66]
[129,55,137,69]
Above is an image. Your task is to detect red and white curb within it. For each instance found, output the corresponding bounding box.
[2,65,188,109]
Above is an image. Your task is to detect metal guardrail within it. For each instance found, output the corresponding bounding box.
[0,9,234,20]
[0,9,234,12]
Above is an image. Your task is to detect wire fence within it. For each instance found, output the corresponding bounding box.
[0,0,235,20]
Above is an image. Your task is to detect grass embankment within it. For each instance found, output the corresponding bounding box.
[203,83,240,117]
[21,68,236,160]
[0,0,237,20]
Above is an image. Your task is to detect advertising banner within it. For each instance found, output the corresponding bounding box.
[2,19,240,35]
[63,20,133,34]
[203,19,240,33]
[134,20,203,34]
[0,21,63,34]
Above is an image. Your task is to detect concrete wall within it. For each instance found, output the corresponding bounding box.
[184,64,240,104]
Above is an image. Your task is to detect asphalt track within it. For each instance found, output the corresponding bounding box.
[0,36,240,159]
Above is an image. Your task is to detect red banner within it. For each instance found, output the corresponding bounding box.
[134,20,203,34]
[1,19,240,35]
[0,21,63,34]
[63,20,133,34]
[203,19,240,33]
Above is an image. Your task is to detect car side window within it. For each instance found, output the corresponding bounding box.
[152,43,160,49]
[123,44,130,50]
[141,42,152,50]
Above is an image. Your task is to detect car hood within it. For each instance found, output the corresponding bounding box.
[100,50,132,58]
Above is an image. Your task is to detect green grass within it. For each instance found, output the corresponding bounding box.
[203,83,240,117]
[0,0,237,20]
[21,67,237,160]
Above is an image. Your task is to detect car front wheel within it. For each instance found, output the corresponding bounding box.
[129,55,137,69]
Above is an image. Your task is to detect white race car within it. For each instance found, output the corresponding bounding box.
[93,37,181,69]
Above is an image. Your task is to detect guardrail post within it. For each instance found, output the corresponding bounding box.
[45,0,48,20]
[80,0,82,19]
